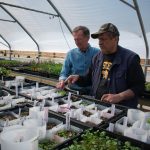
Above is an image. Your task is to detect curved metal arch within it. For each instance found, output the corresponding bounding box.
[47,0,72,34]
[0,4,40,62]
[0,2,59,17]
[0,41,8,48]
[0,18,16,23]
[0,2,64,63]
[0,34,12,60]
[133,0,149,77]
[120,0,149,78]
[0,18,16,60]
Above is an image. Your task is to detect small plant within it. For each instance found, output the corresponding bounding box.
[39,139,57,150]
[0,67,11,77]
[57,90,66,96]
[0,60,23,68]
[63,130,141,150]
[79,101,89,106]
[147,118,150,124]
[145,82,150,92]
[0,67,11,83]
[57,129,77,139]
[23,60,62,77]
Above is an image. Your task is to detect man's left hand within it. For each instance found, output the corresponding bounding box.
[101,93,122,103]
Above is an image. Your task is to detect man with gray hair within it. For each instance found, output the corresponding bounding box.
[56,26,99,94]
[65,23,145,108]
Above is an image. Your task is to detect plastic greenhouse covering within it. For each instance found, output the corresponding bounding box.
[0,0,150,59]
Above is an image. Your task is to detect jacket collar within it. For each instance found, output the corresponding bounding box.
[112,45,122,66]
[78,43,91,53]
[97,45,122,66]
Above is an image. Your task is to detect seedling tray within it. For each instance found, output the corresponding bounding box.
[57,127,149,150]
[50,93,126,128]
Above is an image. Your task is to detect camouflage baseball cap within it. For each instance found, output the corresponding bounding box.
[91,23,120,39]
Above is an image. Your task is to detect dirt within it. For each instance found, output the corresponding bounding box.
[0,114,17,121]
[21,111,29,116]
[83,110,92,117]
[47,122,57,130]
[85,121,96,126]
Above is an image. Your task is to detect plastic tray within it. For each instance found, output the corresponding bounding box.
[49,93,127,128]
[56,127,149,150]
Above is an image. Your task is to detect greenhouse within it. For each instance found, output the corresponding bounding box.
[0,0,150,150]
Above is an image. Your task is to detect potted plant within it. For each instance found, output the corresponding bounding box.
[39,139,57,150]
[63,130,141,150]
[143,82,150,98]
[0,67,11,82]
[56,129,77,139]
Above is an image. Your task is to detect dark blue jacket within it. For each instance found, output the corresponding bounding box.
[78,46,145,108]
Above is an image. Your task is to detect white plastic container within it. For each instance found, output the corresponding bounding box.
[124,127,148,143]
[133,120,150,130]
[51,124,82,143]
[127,109,145,124]
[23,119,46,139]
[3,124,23,132]
[114,117,129,135]
[147,130,150,144]
[15,76,25,82]
[0,112,20,127]
[29,106,46,120]
[1,128,38,150]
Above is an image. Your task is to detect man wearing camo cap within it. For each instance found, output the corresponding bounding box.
[65,23,145,108]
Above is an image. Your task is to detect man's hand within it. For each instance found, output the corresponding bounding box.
[101,93,122,103]
[56,80,65,89]
[65,75,79,85]
[101,90,135,104]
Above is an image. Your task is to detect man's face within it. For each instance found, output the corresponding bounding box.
[73,30,89,51]
[98,32,117,54]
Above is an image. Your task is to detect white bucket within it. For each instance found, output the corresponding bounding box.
[3,125,23,132]
[23,119,46,139]
[1,128,38,150]
[29,106,47,121]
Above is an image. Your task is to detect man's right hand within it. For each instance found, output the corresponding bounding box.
[65,75,79,85]
[56,80,65,89]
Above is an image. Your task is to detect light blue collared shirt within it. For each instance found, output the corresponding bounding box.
[59,44,99,81]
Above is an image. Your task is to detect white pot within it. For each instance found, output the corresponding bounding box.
[144,112,150,120]
[1,128,38,150]
[23,119,46,139]
[133,120,150,130]
[114,117,129,135]
[3,125,23,132]
[29,106,41,118]
[124,127,147,143]
[15,76,25,82]
[147,130,150,144]
[127,109,145,124]
[31,107,48,123]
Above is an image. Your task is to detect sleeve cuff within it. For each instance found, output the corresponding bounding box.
[59,76,67,81]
